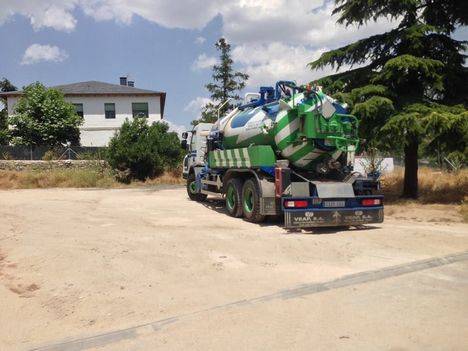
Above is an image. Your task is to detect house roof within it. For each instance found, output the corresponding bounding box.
[0,81,166,117]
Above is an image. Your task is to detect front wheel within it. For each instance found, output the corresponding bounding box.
[242,178,265,223]
[187,172,207,202]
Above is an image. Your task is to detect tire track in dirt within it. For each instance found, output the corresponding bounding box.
[29,250,468,351]
[0,248,41,298]
[0,210,42,298]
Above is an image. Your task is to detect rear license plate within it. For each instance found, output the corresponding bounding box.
[323,200,345,208]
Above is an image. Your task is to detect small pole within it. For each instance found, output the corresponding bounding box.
[217,98,232,121]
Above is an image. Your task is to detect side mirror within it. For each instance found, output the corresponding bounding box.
[181,132,188,139]
[180,139,188,150]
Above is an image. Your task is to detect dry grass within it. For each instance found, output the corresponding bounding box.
[381,167,468,204]
[460,202,468,223]
[139,170,185,186]
[384,202,466,223]
[0,168,184,189]
[0,168,118,189]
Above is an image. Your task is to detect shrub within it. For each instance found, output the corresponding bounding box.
[0,128,9,145]
[2,151,12,160]
[106,118,183,182]
[42,150,56,161]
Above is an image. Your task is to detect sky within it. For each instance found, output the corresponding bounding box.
[0,0,404,131]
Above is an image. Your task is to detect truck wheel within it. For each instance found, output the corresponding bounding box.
[187,172,207,202]
[225,178,243,218]
[242,178,265,223]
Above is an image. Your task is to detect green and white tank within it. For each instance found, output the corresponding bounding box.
[212,90,359,171]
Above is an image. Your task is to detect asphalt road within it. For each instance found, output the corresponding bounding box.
[0,187,467,350]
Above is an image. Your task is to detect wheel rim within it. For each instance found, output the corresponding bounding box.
[189,181,197,194]
[243,188,253,213]
[226,185,235,210]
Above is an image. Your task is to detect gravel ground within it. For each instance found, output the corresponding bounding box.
[0,187,467,351]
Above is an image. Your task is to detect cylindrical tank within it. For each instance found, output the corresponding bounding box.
[212,90,357,171]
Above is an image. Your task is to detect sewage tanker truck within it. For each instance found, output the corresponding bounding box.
[182,81,383,228]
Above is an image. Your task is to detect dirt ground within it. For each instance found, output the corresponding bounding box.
[0,186,467,351]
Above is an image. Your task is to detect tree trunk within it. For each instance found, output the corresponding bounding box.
[402,135,419,199]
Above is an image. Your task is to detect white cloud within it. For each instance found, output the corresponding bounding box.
[0,1,77,32]
[82,0,223,29]
[0,1,397,45]
[0,0,220,31]
[220,1,395,47]
[191,53,217,70]
[194,36,206,44]
[21,44,69,65]
[184,96,211,116]
[2,1,398,85]
[232,43,325,88]
[30,4,77,32]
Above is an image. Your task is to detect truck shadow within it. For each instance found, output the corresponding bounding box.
[282,225,381,235]
[200,198,229,214]
[200,197,381,235]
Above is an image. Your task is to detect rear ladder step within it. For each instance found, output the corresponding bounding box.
[201,189,222,196]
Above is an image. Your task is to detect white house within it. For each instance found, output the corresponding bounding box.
[0,78,166,146]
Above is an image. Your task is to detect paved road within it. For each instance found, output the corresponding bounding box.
[0,187,467,350]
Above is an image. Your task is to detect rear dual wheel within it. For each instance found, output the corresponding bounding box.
[225,177,265,223]
[241,179,265,223]
[225,178,243,217]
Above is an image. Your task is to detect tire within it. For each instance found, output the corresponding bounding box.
[241,178,266,223]
[187,172,207,202]
[225,178,243,218]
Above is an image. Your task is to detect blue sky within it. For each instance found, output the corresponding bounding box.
[0,9,222,130]
[0,1,464,131]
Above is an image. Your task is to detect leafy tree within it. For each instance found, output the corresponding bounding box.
[0,78,16,92]
[310,0,467,198]
[193,38,249,125]
[9,82,83,147]
[0,78,17,144]
[106,118,183,182]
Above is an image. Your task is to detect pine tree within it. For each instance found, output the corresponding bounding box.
[309,0,467,198]
[193,38,248,125]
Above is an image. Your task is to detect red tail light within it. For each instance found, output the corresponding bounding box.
[284,200,309,208]
[275,167,282,198]
[362,198,381,206]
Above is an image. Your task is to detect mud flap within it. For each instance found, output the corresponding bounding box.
[260,197,280,215]
[284,208,384,228]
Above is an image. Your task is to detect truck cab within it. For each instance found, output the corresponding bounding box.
[182,123,213,179]
[181,123,213,201]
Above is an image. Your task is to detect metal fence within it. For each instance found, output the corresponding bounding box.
[0,145,107,160]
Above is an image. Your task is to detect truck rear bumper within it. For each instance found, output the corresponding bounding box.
[284,207,384,228]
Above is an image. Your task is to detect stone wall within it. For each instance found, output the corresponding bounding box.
[0,160,109,171]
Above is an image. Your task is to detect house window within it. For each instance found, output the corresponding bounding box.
[132,102,149,118]
[73,103,84,118]
[104,103,116,119]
